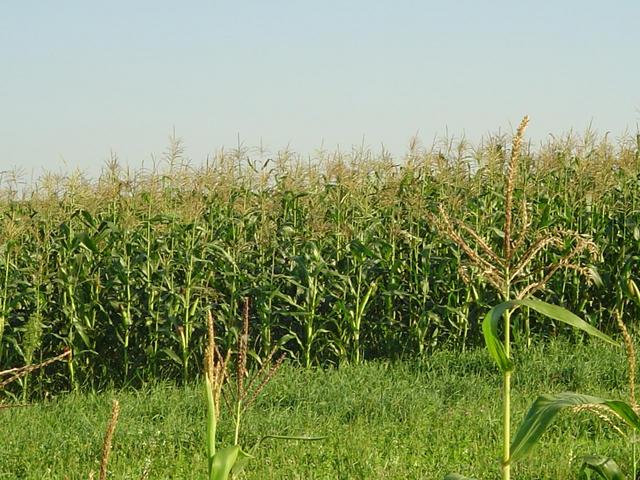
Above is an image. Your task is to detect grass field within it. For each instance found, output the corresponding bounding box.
[1,339,635,479]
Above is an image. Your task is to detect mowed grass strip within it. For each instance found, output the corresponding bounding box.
[0,339,632,479]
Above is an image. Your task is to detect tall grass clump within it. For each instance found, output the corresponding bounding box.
[203,298,322,479]
[0,124,638,395]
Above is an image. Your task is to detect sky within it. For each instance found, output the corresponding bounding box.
[1,1,639,178]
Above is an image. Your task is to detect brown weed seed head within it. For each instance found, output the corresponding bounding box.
[99,399,121,480]
[205,310,230,419]
[245,352,287,409]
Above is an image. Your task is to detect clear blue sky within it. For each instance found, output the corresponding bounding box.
[2,1,639,177]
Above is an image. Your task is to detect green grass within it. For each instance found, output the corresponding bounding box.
[0,339,634,479]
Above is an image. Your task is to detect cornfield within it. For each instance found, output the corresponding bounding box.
[1,129,639,396]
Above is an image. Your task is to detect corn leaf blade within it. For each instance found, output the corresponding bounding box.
[482,301,515,372]
[509,392,640,464]
[579,455,626,480]
[205,375,217,466]
[209,445,251,480]
[482,298,617,372]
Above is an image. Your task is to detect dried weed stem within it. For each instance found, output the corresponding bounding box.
[0,348,71,390]
[99,399,121,480]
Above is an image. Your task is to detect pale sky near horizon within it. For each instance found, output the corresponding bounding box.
[1,1,639,179]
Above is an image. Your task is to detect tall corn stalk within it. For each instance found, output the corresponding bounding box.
[433,117,606,479]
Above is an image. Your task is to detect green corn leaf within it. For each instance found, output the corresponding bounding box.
[443,474,479,480]
[627,278,640,306]
[579,455,626,480]
[276,333,296,347]
[230,450,252,477]
[77,209,96,228]
[205,375,217,461]
[162,348,183,366]
[208,243,239,272]
[482,298,617,372]
[587,265,604,288]
[73,323,92,349]
[482,301,515,372]
[209,445,251,480]
[509,392,640,464]
[75,232,98,254]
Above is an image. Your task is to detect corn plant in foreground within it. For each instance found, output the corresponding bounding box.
[204,298,323,480]
[511,284,639,480]
[434,117,640,480]
[572,309,639,480]
[575,275,640,479]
